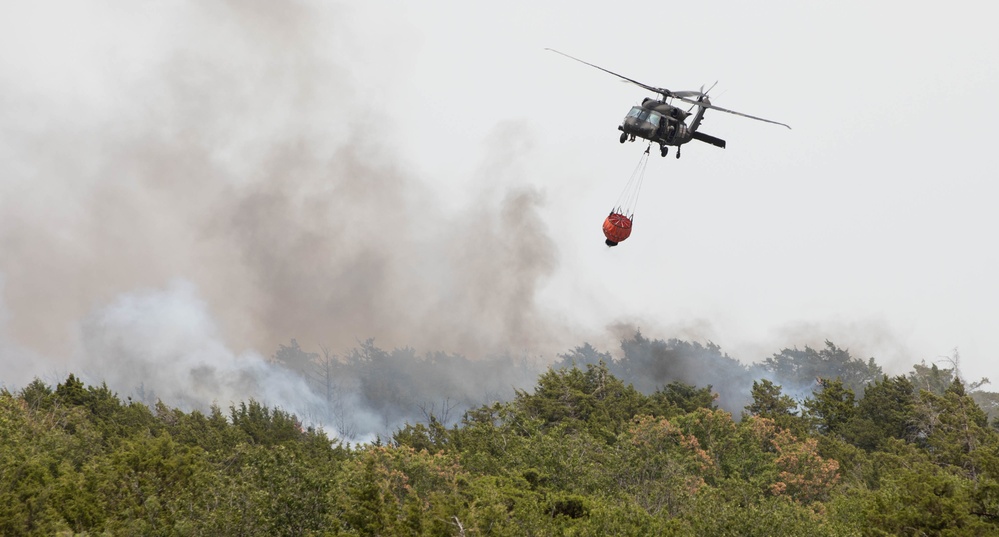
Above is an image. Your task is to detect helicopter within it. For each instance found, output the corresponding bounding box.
[547,49,790,158]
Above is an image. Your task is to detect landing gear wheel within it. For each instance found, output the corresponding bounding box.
[660,146,668,157]
[619,132,627,144]
[675,147,682,159]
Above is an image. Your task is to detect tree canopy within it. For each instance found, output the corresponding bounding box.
[3,339,999,535]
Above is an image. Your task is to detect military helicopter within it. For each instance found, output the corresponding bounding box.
[547,49,790,158]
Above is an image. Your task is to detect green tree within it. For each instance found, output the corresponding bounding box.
[553,342,614,370]
[647,381,718,416]
[0,390,55,534]
[847,440,994,535]
[970,389,999,427]
[392,415,450,453]
[765,341,882,394]
[745,379,801,433]
[690,491,846,537]
[229,400,304,447]
[18,379,54,411]
[0,388,102,535]
[844,375,916,451]
[912,379,994,478]
[10,359,999,535]
[514,361,645,440]
[616,415,715,517]
[331,445,467,535]
[802,377,856,437]
[87,432,208,535]
[909,360,954,395]
[158,403,248,454]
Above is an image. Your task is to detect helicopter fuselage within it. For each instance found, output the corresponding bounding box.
[617,97,724,157]
[618,101,692,147]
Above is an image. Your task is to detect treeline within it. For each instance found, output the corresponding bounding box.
[268,333,994,440]
[3,346,998,535]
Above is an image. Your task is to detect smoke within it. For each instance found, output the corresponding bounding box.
[0,1,568,425]
[75,280,326,421]
[756,318,921,376]
[0,276,42,389]
[1,2,944,435]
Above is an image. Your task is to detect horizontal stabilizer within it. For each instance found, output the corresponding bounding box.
[692,131,726,148]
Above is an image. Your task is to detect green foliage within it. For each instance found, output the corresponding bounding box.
[554,342,614,370]
[162,403,248,454]
[764,341,883,394]
[745,379,803,433]
[18,379,53,410]
[616,415,714,516]
[909,360,956,394]
[912,379,995,478]
[648,381,719,416]
[54,373,87,406]
[843,374,917,450]
[230,400,303,446]
[836,440,995,535]
[970,389,999,426]
[330,445,467,535]
[0,387,100,535]
[689,490,849,537]
[4,356,999,536]
[514,361,645,440]
[392,416,450,453]
[802,378,856,437]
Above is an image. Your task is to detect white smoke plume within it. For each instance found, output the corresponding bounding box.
[75,280,327,422]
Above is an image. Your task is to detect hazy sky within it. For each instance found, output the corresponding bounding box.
[2,0,997,396]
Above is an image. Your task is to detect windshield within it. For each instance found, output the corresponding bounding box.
[626,107,661,127]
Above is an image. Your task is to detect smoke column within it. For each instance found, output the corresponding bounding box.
[0,1,567,417]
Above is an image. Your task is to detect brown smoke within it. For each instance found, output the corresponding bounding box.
[0,0,565,377]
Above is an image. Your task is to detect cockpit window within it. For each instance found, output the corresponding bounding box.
[626,107,662,127]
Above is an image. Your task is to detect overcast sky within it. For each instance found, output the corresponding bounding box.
[2,0,997,393]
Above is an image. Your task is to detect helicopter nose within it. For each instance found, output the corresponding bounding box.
[622,117,644,133]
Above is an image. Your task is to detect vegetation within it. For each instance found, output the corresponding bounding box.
[2,337,999,535]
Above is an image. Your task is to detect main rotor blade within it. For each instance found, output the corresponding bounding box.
[674,95,791,129]
[672,90,706,98]
[546,48,670,97]
[547,49,790,129]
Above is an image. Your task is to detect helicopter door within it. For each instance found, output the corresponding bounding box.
[671,123,688,142]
